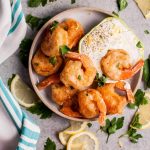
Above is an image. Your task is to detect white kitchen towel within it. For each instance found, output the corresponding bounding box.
[0,0,27,64]
[0,78,40,150]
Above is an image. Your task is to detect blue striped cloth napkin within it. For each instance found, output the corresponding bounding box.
[0,78,40,150]
[0,0,27,64]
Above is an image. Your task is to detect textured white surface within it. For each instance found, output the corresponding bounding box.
[0,0,150,150]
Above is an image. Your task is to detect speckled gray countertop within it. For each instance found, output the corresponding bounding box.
[0,0,150,150]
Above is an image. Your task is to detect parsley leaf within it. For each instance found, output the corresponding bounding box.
[87,122,92,128]
[78,75,81,80]
[50,21,59,32]
[95,73,107,87]
[28,0,41,7]
[19,38,33,68]
[119,114,143,143]
[143,58,150,88]
[144,30,149,34]
[28,0,57,7]
[112,11,119,17]
[7,74,16,90]
[117,0,128,11]
[101,117,124,143]
[49,56,57,66]
[27,102,53,119]
[26,14,51,30]
[136,41,143,48]
[127,89,148,109]
[59,45,70,55]
[44,137,56,150]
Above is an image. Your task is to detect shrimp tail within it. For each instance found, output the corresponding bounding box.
[60,106,82,118]
[37,74,60,90]
[120,59,144,80]
[98,114,106,126]
[115,81,134,103]
[64,52,82,60]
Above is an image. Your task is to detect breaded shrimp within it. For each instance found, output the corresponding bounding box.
[59,19,84,48]
[60,52,97,90]
[51,83,77,105]
[78,89,107,125]
[97,81,134,114]
[32,50,63,76]
[41,26,68,56]
[101,49,144,80]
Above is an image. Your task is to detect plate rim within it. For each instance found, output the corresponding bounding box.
[28,7,143,122]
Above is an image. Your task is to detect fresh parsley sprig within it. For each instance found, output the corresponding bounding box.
[144,30,150,34]
[44,137,56,150]
[19,38,33,68]
[119,114,142,143]
[26,14,51,30]
[28,0,57,7]
[95,73,107,87]
[127,89,148,109]
[101,117,124,143]
[143,57,150,89]
[27,102,53,119]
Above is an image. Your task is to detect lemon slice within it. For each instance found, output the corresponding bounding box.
[59,131,71,145]
[64,121,88,135]
[67,131,99,150]
[10,74,39,108]
[137,91,150,129]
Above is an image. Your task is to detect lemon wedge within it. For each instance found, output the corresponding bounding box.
[64,121,88,135]
[67,131,99,150]
[10,74,39,108]
[137,91,150,129]
[59,131,71,145]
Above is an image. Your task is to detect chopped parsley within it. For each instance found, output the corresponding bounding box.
[49,56,57,66]
[101,117,124,143]
[117,0,128,11]
[136,41,143,48]
[50,21,59,32]
[144,30,149,34]
[59,45,70,55]
[27,102,53,119]
[87,122,92,128]
[78,75,81,80]
[95,73,107,87]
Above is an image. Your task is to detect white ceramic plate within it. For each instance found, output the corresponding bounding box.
[29,7,142,122]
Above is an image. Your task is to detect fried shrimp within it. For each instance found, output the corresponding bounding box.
[97,81,134,114]
[41,26,68,56]
[101,49,144,80]
[37,74,60,90]
[60,52,97,90]
[32,50,63,76]
[78,89,106,125]
[59,19,84,48]
[51,84,77,105]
